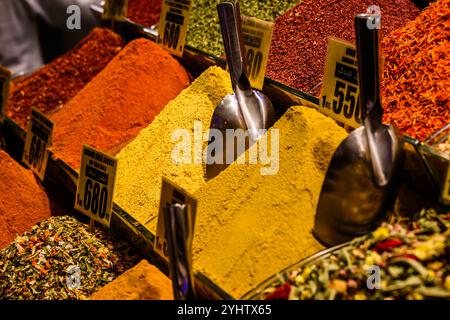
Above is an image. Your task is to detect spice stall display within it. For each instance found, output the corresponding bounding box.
[127,0,163,27]
[186,0,298,56]
[6,28,123,129]
[381,0,450,141]
[266,0,420,95]
[114,66,232,229]
[50,38,190,169]
[89,260,173,300]
[0,150,52,249]
[192,106,348,298]
[0,216,138,300]
[251,209,450,300]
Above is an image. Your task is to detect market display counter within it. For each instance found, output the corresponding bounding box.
[0,0,448,300]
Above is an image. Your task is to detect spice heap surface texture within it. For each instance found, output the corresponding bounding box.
[6,28,123,128]
[381,0,450,141]
[115,66,233,229]
[50,38,190,168]
[0,150,52,249]
[0,216,137,300]
[127,0,162,27]
[267,0,420,95]
[193,106,348,298]
[90,260,173,300]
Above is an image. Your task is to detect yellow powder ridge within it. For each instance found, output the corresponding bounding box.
[192,106,348,298]
[89,260,173,300]
[114,66,233,230]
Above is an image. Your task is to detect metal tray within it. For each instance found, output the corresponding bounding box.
[241,241,351,300]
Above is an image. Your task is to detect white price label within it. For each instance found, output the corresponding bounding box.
[157,0,193,57]
[75,145,117,227]
[0,66,11,124]
[22,108,54,180]
[154,177,197,260]
[241,16,273,91]
[320,37,362,128]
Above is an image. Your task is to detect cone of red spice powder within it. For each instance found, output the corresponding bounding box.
[49,38,190,169]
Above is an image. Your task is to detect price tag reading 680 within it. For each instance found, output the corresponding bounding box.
[157,0,193,57]
[320,37,362,129]
[75,145,117,227]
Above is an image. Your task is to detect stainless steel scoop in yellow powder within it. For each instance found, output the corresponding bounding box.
[206,2,275,179]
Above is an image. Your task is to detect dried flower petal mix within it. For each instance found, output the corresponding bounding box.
[0,216,138,300]
[259,210,450,300]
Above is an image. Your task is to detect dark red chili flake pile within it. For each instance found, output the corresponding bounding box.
[266,0,420,96]
[6,28,123,129]
[127,0,163,27]
[381,0,450,141]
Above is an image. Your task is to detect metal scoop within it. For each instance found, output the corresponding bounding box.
[313,14,404,247]
[206,2,276,179]
[164,203,196,300]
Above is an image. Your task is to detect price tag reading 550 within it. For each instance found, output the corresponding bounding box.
[157,0,193,57]
[320,37,362,129]
[75,146,117,227]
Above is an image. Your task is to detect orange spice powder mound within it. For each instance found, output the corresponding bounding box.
[90,260,173,300]
[0,150,52,248]
[50,38,190,168]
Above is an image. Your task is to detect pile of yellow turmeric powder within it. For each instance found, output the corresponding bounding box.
[114,66,347,298]
[192,106,348,298]
[114,66,233,230]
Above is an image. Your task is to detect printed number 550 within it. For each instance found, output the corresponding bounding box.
[333,80,361,124]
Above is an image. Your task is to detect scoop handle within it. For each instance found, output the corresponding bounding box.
[217,2,252,92]
[355,14,383,131]
[164,203,196,300]
[355,14,392,187]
